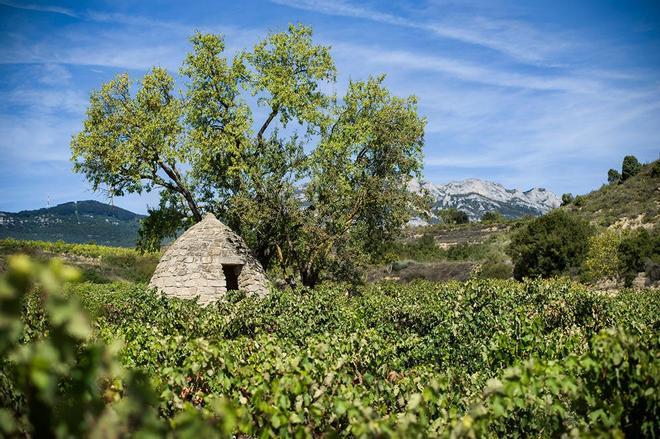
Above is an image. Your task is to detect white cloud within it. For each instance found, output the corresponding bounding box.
[0,114,79,163]
[37,63,72,85]
[2,87,87,114]
[0,0,78,17]
[271,0,573,64]
[332,43,601,93]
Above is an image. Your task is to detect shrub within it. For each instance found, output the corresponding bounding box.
[618,227,660,286]
[652,160,660,178]
[439,208,469,224]
[561,193,574,206]
[621,155,642,181]
[608,168,621,184]
[583,228,628,282]
[508,210,594,280]
[0,257,163,437]
[392,234,444,261]
[476,260,513,279]
[480,211,504,223]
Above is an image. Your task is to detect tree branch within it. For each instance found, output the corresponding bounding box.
[157,160,203,222]
[257,105,279,144]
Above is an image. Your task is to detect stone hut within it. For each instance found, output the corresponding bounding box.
[149,213,269,304]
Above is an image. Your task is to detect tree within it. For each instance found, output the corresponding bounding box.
[561,193,574,206]
[607,169,621,184]
[481,211,504,223]
[621,155,641,181]
[508,210,593,280]
[439,208,469,225]
[71,25,427,287]
[71,68,203,222]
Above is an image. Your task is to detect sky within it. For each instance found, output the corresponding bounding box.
[0,0,659,214]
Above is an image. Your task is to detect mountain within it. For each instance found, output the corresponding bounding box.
[0,200,144,247]
[409,178,560,222]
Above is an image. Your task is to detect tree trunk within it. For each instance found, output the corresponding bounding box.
[181,189,203,223]
[300,266,319,288]
[157,160,203,223]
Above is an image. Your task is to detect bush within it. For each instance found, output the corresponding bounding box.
[621,155,642,181]
[0,257,163,437]
[391,234,444,261]
[561,193,574,206]
[439,208,469,224]
[618,227,660,286]
[608,168,622,184]
[583,228,628,282]
[508,210,594,280]
[480,211,504,223]
[652,160,660,178]
[476,260,513,279]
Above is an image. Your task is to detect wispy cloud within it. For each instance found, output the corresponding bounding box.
[332,43,601,93]
[272,0,571,64]
[0,0,78,17]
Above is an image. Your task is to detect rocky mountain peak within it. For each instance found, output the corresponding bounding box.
[410,178,560,222]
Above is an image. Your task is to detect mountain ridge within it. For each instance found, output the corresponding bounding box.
[0,177,561,245]
[410,178,560,222]
[0,200,144,247]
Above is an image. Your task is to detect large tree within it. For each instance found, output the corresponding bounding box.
[71,24,427,286]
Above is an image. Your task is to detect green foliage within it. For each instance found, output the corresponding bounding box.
[508,210,594,280]
[652,160,660,178]
[618,226,660,287]
[621,155,642,181]
[387,234,493,263]
[573,194,586,207]
[583,228,628,282]
[480,211,504,223]
[0,239,159,283]
[4,254,660,437]
[608,168,621,184]
[136,192,192,253]
[72,24,427,286]
[439,208,469,224]
[0,256,164,437]
[475,260,513,279]
[561,192,574,206]
[0,238,148,259]
[465,328,658,437]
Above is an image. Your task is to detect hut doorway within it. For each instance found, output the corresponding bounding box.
[222,264,242,291]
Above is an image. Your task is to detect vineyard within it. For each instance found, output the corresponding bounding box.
[1,256,658,437]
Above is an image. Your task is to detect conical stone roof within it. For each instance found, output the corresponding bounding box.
[149,213,269,304]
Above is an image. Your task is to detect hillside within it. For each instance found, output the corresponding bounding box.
[0,200,143,247]
[566,160,660,227]
[409,178,560,222]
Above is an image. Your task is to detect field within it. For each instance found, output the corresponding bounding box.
[1,251,658,437]
[0,238,160,283]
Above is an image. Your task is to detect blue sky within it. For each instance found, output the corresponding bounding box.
[1,0,659,214]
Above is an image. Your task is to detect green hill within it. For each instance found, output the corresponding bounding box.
[566,160,660,227]
[0,200,143,247]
